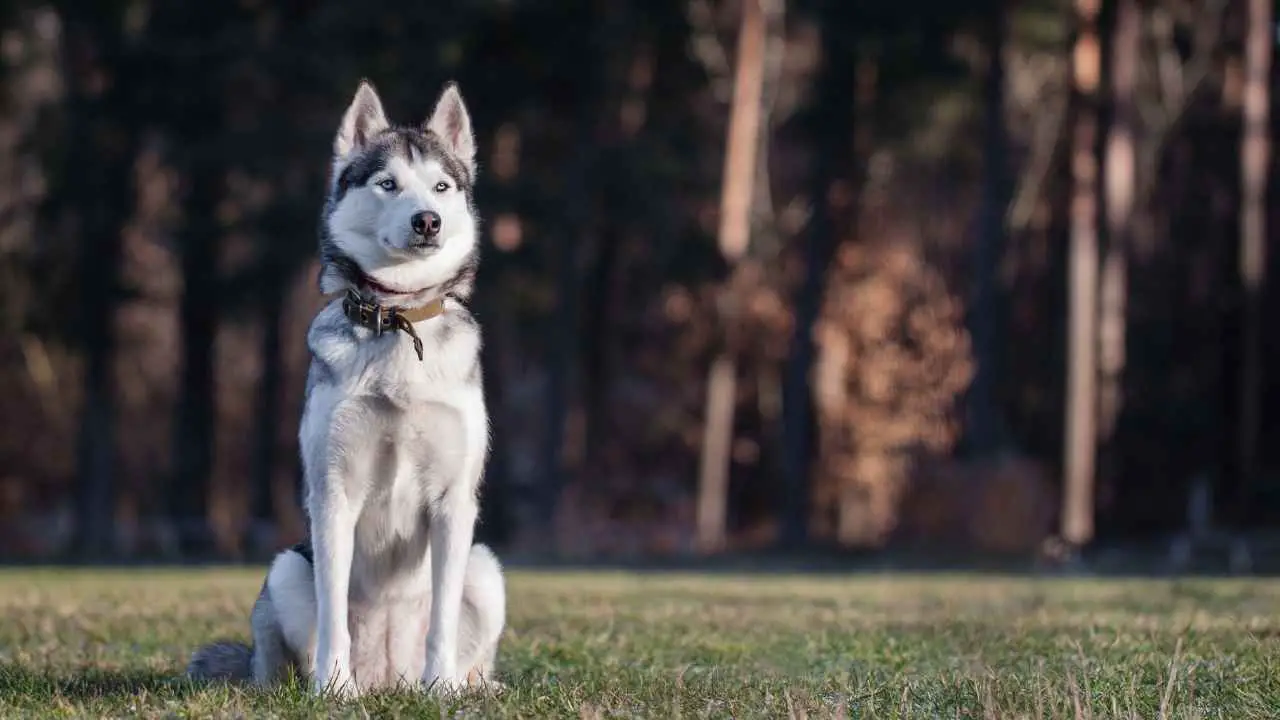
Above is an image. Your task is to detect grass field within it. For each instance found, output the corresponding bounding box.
[0,569,1277,718]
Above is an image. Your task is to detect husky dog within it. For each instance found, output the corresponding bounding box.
[187,80,505,697]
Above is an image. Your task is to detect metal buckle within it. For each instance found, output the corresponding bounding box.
[345,290,386,336]
[341,289,426,362]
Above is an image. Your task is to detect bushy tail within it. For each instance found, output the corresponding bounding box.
[187,641,253,682]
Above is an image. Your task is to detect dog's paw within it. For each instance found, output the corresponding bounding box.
[473,678,507,694]
[315,678,360,700]
[313,665,359,699]
[464,668,506,694]
[421,676,466,695]
[421,667,469,696]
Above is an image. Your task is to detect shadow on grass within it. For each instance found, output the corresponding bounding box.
[0,664,495,710]
[0,664,198,703]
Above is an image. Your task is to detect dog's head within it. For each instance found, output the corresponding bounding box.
[319,80,479,305]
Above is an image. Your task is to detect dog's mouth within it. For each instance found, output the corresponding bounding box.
[380,234,442,255]
[408,236,442,251]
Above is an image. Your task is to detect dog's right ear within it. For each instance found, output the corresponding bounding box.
[335,80,389,158]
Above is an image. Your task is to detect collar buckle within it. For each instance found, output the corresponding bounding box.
[341,289,429,362]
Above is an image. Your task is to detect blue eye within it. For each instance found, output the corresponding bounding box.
[377,178,398,192]
[433,181,450,193]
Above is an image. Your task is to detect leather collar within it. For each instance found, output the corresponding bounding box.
[341,289,444,361]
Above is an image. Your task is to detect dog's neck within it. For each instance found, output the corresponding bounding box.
[340,276,450,362]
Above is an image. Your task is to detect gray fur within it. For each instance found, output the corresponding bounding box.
[187,641,253,682]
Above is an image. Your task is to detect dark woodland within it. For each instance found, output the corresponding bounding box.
[0,0,1276,570]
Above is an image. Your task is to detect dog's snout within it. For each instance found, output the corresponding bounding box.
[411,210,442,239]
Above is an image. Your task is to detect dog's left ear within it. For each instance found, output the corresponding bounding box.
[426,82,475,172]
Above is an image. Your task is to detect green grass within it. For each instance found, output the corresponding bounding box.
[0,569,1278,718]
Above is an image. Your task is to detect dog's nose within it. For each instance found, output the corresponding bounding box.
[411,210,442,239]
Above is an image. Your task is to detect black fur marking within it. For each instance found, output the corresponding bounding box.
[442,249,480,300]
[318,239,364,289]
[338,127,473,195]
[390,126,475,193]
[332,143,391,202]
[289,540,314,565]
[420,130,475,193]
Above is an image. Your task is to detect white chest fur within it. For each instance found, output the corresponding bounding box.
[299,300,489,593]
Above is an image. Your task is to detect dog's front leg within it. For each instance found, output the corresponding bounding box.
[422,491,478,693]
[311,487,358,697]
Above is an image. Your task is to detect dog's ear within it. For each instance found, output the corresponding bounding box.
[335,80,389,158]
[426,82,475,172]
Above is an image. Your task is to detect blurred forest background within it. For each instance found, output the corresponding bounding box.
[0,0,1276,569]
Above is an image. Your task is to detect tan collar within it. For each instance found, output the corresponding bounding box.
[396,297,446,323]
[341,290,445,361]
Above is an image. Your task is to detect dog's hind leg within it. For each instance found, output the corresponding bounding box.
[456,543,506,688]
[252,548,317,685]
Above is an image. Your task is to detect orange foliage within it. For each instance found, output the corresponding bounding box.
[811,240,974,547]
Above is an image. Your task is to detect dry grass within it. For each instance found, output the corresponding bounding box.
[1,568,1278,717]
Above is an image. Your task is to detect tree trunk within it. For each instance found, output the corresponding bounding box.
[539,3,618,540]
[475,187,518,549]
[579,3,648,479]
[1237,0,1272,525]
[156,2,229,559]
[170,165,219,558]
[62,3,136,561]
[476,306,513,548]
[1097,0,1139,514]
[696,0,767,554]
[780,1,853,550]
[1062,0,1103,548]
[965,2,1010,457]
[248,252,283,556]
[542,158,586,541]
